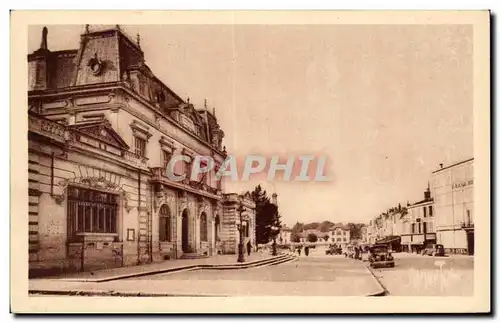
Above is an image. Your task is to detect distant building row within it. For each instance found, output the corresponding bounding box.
[362,158,474,255]
[279,225,351,248]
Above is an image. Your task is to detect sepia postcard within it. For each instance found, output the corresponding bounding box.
[10,10,490,314]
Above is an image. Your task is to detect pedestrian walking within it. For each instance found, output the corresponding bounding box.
[246,241,252,256]
[297,247,302,256]
[305,246,309,256]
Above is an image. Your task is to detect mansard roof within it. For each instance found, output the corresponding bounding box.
[28,25,225,151]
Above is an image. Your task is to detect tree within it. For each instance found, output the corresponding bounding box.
[291,233,301,243]
[304,222,320,230]
[347,223,364,240]
[250,185,281,244]
[307,233,318,243]
[323,234,329,242]
[319,221,335,232]
[292,222,304,233]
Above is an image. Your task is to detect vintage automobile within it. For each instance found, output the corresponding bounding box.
[325,245,342,255]
[421,244,445,257]
[368,244,395,268]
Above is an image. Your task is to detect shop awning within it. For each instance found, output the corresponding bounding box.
[375,236,401,244]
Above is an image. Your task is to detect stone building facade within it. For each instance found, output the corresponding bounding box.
[218,193,256,254]
[329,225,350,249]
[401,185,436,253]
[278,225,292,245]
[27,25,254,276]
[431,158,474,255]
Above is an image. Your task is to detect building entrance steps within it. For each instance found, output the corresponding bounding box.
[30,252,294,283]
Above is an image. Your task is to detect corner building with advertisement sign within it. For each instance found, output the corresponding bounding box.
[431,158,474,255]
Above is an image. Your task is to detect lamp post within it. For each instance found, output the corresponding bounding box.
[271,225,278,256]
[237,200,246,263]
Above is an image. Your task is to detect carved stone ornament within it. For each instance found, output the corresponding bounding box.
[80,177,120,190]
[155,194,166,213]
[54,194,65,205]
[156,194,175,214]
[123,192,133,213]
[53,182,69,205]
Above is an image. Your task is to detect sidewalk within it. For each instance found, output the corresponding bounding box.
[393,252,474,259]
[35,252,281,282]
[29,275,382,297]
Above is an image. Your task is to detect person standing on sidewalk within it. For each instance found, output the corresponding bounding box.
[246,241,252,256]
[305,246,309,256]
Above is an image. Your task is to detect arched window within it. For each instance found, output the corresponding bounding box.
[200,212,208,242]
[159,205,171,242]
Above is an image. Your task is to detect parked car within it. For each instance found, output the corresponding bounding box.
[361,250,370,262]
[325,245,342,255]
[421,244,445,257]
[368,244,395,268]
[278,244,291,251]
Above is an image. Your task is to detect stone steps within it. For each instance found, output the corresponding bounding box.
[180,253,210,260]
[65,254,296,282]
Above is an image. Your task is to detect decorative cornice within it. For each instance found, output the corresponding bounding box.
[29,84,227,156]
[130,120,152,140]
[159,136,175,151]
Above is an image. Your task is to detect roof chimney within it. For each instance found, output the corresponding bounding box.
[40,26,48,50]
[439,163,443,169]
[424,183,431,200]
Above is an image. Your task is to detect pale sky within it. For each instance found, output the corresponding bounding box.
[28,24,473,227]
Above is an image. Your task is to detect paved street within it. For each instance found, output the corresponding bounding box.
[29,247,383,296]
[29,246,474,297]
[120,255,382,296]
[369,253,474,296]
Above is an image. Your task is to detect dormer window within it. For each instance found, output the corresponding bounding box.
[180,114,196,133]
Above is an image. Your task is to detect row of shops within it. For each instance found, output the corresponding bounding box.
[365,158,474,255]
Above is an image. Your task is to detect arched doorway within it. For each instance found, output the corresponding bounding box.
[181,209,189,252]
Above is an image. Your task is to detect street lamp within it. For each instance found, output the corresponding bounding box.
[237,200,246,263]
[271,225,279,256]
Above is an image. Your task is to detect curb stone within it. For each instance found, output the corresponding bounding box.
[363,263,389,296]
[29,290,226,297]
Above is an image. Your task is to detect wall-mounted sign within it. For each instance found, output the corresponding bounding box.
[452,179,474,190]
[127,228,135,241]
